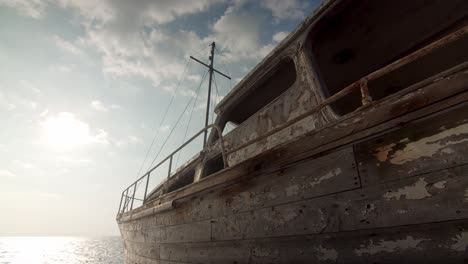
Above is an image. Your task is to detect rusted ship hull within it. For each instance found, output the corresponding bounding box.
[117,0,468,262]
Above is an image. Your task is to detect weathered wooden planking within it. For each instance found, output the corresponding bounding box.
[211,164,468,241]
[164,221,211,243]
[156,219,468,263]
[160,240,250,264]
[121,220,211,244]
[121,226,166,243]
[124,240,160,260]
[122,165,467,245]
[124,250,160,264]
[120,147,358,232]
[356,105,468,186]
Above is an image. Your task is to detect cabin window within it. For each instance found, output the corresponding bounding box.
[202,154,224,178]
[308,0,468,115]
[223,58,297,127]
[167,168,195,193]
[222,121,238,136]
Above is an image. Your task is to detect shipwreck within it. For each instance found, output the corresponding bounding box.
[117,0,468,262]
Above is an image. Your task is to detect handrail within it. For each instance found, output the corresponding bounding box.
[226,25,468,155]
[118,124,226,215]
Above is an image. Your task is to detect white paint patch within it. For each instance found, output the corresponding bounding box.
[389,123,468,165]
[433,181,447,189]
[316,246,338,261]
[383,178,431,200]
[450,232,468,252]
[355,236,426,256]
[253,247,275,257]
[441,148,454,154]
[396,209,408,214]
[285,185,300,197]
[310,168,342,187]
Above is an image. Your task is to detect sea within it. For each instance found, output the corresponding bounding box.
[0,236,123,264]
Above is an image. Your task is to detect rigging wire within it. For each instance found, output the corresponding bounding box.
[133,58,192,181]
[212,74,221,124]
[190,44,209,57]
[213,73,221,104]
[146,69,209,173]
[174,71,204,169]
[214,46,233,91]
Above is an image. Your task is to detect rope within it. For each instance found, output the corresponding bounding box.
[146,69,209,173]
[134,58,192,181]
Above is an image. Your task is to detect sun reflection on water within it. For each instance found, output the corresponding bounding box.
[0,237,123,264]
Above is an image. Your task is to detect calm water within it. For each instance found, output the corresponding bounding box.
[0,237,123,264]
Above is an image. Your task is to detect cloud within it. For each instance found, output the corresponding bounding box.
[90,100,108,112]
[0,89,38,111]
[56,65,72,73]
[260,0,309,20]
[159,125,170,132]
[40,112,110,147]
[55,156,92,164]
[13,160,33,169]
[39,109,49,117]
[115,135,142,147]
[90,100,121,112]
[20,80,41,93]
[92,128,110,145]
[4,0,291,98]
[0,169,16,178]
[58,0,220,25]
[53,35,82,55]
[273,31,289,43]
[51,0,221,90]
[208,2,263,62]
[0,0,47,19]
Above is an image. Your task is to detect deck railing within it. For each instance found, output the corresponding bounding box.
[225,25,468,155]
[118,124,226,215]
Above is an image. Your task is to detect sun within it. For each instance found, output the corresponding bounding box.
[41,112,90,147]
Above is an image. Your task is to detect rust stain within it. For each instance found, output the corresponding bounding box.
[372,143,396,162]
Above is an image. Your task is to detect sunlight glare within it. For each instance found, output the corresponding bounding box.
[42,112,90,147]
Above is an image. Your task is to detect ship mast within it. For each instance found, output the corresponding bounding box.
[190,42,231,147]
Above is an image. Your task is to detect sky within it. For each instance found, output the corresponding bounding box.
[0,0,321,236]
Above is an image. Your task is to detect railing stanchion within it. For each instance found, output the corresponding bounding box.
[118,191,124,214]
[130,183,136,211]
[144,173,150,202]
[122,189,129,213]
[359,78,372,106]
[165,155,173,194]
